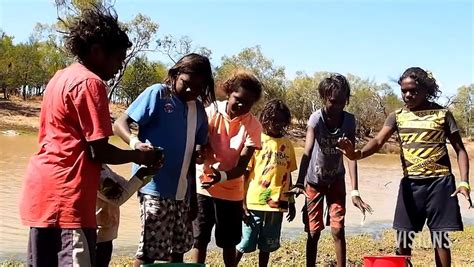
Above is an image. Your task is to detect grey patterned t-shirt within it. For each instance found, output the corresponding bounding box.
[306,109,356,185]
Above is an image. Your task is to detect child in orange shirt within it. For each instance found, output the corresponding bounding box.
[191,70,263,267]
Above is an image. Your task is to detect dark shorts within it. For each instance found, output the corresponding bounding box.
[393,175,463,232]
[27,227,96,267]
[193,194,243,248]
[96,240,113,267]
[302,179,346,233]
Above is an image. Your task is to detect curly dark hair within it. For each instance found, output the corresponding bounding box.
[259,99,292,134]
[220,70,262,101]
[64,6,132,61]
[164,53,216,106]
[398,67,441,100]
[318,73,351,103]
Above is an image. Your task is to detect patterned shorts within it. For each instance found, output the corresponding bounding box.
[136,194,193,261]
[303,179,346,233]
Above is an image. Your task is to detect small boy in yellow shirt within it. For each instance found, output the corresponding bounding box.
[235,99,297,267]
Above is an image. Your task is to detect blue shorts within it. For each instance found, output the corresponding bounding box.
[236,210,283,253]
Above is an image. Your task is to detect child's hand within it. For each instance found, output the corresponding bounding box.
[284,184,308,198]
[266,199,279,208]
[135,166,160,180]
[336,137,357,160]
[200,167,221,188]
[352,196,373,215]
[100,178,124,200]
[451,186,473,208]
[134,141,154,151]
[287,203,296,222]
[242,202,251,225]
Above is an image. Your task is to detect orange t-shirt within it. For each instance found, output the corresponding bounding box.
[19,63,113,228]
[197,101,262,201]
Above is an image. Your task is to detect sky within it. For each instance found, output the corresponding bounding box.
[0,0,473,98]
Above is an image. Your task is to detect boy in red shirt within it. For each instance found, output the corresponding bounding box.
[19,6,159,267]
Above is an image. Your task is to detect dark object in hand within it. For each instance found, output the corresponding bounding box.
[100,177,123,200]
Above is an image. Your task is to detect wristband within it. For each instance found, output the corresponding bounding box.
[350,190,361,197]
[219,171,228,182]
[129,134,140,150]
[458,181,470,190]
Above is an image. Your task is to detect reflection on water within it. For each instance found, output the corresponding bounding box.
[1,134,472,261]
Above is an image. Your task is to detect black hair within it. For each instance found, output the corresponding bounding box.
[164,53,216,106]
[398,67,441,100]
[64,5,132,61]
[317,73,351,103]
[259,99,292,134]
[220,70,262,101]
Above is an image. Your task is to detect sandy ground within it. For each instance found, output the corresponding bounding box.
[0,96,126,132]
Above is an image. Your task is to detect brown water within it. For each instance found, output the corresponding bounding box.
[0,135,141,259]
[1,134,472,260]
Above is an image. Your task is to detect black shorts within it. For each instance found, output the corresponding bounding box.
[193,194,243,248]
[27,227,96,267]
[393,175,463,232]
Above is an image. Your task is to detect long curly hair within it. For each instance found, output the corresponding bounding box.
[398,67,441,100]
[64,5,132,61]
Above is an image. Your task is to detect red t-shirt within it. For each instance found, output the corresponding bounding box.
[19,63,113,228]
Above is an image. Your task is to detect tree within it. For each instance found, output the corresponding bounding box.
[53,0,161,99]
[286,71,329,126]
[117,56,167,105]
[30,25,71,96]
[54,0,114,19]
[215,46,287,112]
[450,84,474,137]
[0,32,15,99]
[345,74,403,137]
[13,42,43,99]
[157,35,212,64]
[379,84,404,116]
[108,13,160,98]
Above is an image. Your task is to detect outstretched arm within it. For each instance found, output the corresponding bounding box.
[296,126,315,186]
[348,146,373,215]
[285,126,314,198]
[89,138,156,166]
[338,125,395,160]
[448,131,471,207]
[113,113,153,151]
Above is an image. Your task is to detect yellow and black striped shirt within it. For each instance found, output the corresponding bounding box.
[385,103,459,179]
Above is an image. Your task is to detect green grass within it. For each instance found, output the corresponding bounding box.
[3,227,473,266]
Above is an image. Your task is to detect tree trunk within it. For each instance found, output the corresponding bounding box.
[2,86,8,99]
[22,86,27,101]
